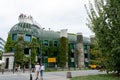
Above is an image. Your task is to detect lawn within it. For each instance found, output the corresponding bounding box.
[70,74,120,80]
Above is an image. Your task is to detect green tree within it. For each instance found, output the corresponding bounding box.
[86,0,120,74]
[90,38,101,65]
[0,51,2,59]
[30,38,39,66]
[14,36,25,65]
[68,44,72,68]
[4,34,14,52]
[58,37,68,68]
[48,40,55,57]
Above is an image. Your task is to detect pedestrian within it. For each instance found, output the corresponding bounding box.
[35,62,40,80]
[40,64,45,80]
[18,65,21,72]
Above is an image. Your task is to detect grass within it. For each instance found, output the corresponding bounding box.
[70,74,120,80]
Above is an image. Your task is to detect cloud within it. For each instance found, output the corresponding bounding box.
[0,0,94,40]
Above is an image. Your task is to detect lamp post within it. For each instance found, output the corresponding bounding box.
[40,28,45,64]
[29,49,32,80]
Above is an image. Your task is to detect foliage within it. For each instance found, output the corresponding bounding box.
[0,51,2,59]
[48,40,55,57]
[5,34,40,67]
[30,38,39,66]
[4,34,14,52]
[14,36,25,65]
[89,38,101,64]
[86,0,120,74]
[58,37,68,68]
[68,44,72,67]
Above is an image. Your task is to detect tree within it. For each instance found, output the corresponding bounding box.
[58,37,68,68]
[86,0,120,74]
[30,38,39,67]
[48,40,54,57]
[89,38,101,65]
[14,36,25,65]
[4,34,14,52]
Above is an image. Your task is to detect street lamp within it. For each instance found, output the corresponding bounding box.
[29,49,32,80]
[40,28,45,64]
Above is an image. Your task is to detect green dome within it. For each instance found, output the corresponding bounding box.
[9,22,40,37]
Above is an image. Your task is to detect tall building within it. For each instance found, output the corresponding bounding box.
[0,37,5,60]
[0,37,5,53]
[6,14,90,68]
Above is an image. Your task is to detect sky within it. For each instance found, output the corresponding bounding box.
[0,0,94,41]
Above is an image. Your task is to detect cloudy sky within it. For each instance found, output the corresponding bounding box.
[0,0,94,41]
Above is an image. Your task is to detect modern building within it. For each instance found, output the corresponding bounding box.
[5,14,90,69]
[0,37,5,61]
[0,37,5,53]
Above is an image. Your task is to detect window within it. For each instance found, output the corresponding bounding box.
[71,52,74,57]
[84,54,88,58]
[24,48,30,55]
[12,34,17,41]
[84,45,87,49]
[43,40,48,46]
[70,43,75,49]
[84,49,88,54]
[54,41,58,46]
[24,34,31,42]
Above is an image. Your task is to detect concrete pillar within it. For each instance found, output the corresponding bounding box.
[76,33,85,69]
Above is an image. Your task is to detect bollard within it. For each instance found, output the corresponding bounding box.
[2,69,4,74]
[66,71,72,78]
[30,73,32,80]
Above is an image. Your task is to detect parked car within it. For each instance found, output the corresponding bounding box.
[89,64,101,69]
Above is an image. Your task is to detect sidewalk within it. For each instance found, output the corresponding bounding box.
[30,72,70,80]
[0,70,105,80]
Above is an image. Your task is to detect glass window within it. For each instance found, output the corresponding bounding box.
[12,34,17,41]
[24,48,29,55]
[85,54,88,58]
[24,34,31,42]
[43,40,48,46]
[84,45,87,49]
[54,41,58,46]
[84,49,88,54]
[70,43,74,49]
[71,53,74,57]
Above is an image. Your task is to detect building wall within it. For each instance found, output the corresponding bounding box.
[0,37,5,52]
[7,14,91,68]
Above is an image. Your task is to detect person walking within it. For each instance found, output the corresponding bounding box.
[40,64,45,80]
[18,65,21,72]
[35,62,40,80]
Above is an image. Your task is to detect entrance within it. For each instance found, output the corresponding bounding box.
[5,58,9,69]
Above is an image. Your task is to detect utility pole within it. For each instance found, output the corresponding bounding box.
[40,28,45,64]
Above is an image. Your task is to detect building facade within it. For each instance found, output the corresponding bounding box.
[0,37,5,52]
[7,14,90,68]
